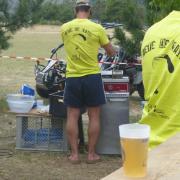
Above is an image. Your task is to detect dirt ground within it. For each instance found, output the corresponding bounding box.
[0,94,142,180]
[0,151,121,180]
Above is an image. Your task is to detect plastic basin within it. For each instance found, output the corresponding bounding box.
[7,94,34,101]
[7,99,34,113]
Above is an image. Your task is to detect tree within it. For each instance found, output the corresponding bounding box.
[107,0,145,57]
[145,0,180,25]
[0,0,44,51]
[30,0,45,24]
[34,0,74,25]
[91,0,107,21]
[105,0,127,22]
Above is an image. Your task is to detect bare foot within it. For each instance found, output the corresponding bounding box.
[68,154,80,164]
[87,153,101,163]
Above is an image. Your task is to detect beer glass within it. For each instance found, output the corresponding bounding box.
[119,123,150,177]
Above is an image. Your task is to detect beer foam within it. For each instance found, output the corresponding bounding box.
[119,123,150,139]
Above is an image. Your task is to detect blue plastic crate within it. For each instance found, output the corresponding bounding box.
[23,128,63,144]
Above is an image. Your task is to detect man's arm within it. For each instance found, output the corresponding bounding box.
[98,25,116,57]
[102,43,116,57]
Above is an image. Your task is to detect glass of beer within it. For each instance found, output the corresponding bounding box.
[119,123,150,177]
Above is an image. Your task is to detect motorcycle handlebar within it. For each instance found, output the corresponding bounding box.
[50,43,64,59]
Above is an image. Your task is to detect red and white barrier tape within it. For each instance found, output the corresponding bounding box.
[0,55,141,66]
[99,61,142,66]
[0,55,53,61]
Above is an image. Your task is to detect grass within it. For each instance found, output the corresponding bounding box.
[1,26,64,57]
[0,25,64,111]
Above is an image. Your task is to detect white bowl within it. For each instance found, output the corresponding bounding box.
[7,94,35,102]
[7,100,34,113]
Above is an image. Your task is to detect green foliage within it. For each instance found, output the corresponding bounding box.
[0,98,8,112]
[112,0,145,57]
[122,2,144,30]
[31,0,74,25]
[145,0,180,25]
[91,0,106,21]
[30,0,45,24]
[105,0,126,22]
[115,28,126,45]
[104,0,145,27]
[115,28,144,57]
[0,0,45,51]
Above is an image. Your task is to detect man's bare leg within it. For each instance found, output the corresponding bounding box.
[87,106,101,161]
[66,107,80,161]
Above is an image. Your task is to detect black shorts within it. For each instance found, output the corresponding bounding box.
[64,74,106,108]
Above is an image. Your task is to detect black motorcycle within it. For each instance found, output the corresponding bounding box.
[35,44,66,98]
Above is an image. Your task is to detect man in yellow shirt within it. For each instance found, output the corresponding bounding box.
[140,11,180,148]
[60,0,115,163]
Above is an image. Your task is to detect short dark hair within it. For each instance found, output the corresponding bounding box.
[75,5,91,13]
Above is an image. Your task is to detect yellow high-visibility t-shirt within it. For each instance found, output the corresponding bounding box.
[60,19,109,77]
[140,11,180,148]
